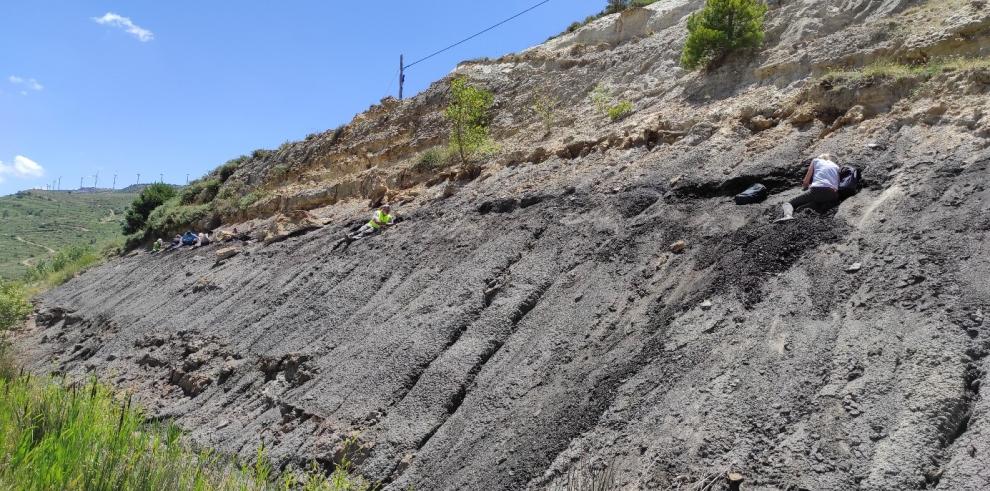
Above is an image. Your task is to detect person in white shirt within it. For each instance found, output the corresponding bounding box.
[777,154,840,222]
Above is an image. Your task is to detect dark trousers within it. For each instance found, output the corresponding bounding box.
[790,187,838,213]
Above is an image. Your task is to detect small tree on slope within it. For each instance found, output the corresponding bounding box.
[446,77,494,166]
[680,0,768,70]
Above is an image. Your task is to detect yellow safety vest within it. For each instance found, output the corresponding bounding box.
[368,210,393,230]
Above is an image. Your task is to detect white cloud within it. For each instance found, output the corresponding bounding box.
[8,75,43,94]
[93,12,154,42]
[0,156,46,183]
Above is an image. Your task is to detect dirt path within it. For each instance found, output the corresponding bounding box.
[15,236,56,254]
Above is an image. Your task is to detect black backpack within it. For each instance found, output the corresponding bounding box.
[734,183,768,205]
[838,166,862,199]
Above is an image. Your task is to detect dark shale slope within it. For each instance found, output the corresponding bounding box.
[12,0,990,489]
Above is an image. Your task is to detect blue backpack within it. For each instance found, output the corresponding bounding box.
[181,232,198,246]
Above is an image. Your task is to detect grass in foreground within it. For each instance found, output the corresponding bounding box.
[0,365,372,491]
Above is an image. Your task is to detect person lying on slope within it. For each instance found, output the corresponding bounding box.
[333,204,396,250]
[776,153,840,222]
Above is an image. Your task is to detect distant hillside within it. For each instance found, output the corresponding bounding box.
[117,183,183,194]
[0,190,136,279]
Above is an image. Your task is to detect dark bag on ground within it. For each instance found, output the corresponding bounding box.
[838,165,862,199]
[734,183,768,205]
[181,232,198,246]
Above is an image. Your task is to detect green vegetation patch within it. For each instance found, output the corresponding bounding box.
[0,280,30,332]
[823,56,990,82]
[589,84,634,122]
[21,245,105,293]
[144,198,212,240]
[123,184,178,236]
[0,190,136,280]
[414,147,454,173]
[446,77,496,165]
[0,371,373,490]
[680,0,768,70]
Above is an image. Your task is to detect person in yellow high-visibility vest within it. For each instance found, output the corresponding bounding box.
[336,204,395,248]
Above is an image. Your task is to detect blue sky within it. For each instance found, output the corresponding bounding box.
[0,0,602,195]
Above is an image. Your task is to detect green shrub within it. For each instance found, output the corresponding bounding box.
[590,84,612,115]
[270,164,290,181]
[680,0,768,70]
[607,100,634,121]
[446,77,495,165]
[123,183,177,235]
[237,190,267,211]
[180,179,221,205]
[144,198,211,239]
[531,86,560,136]
[251,149,272,160]
[218,157,247,182]
[414,147,452,173]
[589,84,633,121]
[0,280,30,331]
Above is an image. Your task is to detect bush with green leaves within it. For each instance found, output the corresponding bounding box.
[0,280,30,331]
[589,84,634,122]
[531,85,560,137]
[414,147,452,173]
[680,0,768,70]
[123,183,177,235]
[217,156,247,182]
[607,100,634,121]
[590,84,612,115]
[144,198,212,239]
[446,77,495,165]
[180,179,221,205]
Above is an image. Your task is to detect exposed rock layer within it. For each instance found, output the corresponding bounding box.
[12,1,990,489]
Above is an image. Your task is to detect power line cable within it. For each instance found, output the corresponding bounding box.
[403,0,551,70]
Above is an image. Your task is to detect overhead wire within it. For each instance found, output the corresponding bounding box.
[402,0,552,70]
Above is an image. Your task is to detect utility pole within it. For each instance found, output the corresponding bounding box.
[160,173,164,183]
[57,176,61,191]
[186,173,190,185]
[94,171,99,188]
[112,174,117,190]
[80,177,84,189]
[137,173,141,185]
[399,54,405,100]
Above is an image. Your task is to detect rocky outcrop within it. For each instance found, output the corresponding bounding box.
[12,0,990,490]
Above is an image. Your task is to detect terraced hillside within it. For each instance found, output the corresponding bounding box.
[0,190,136,279]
